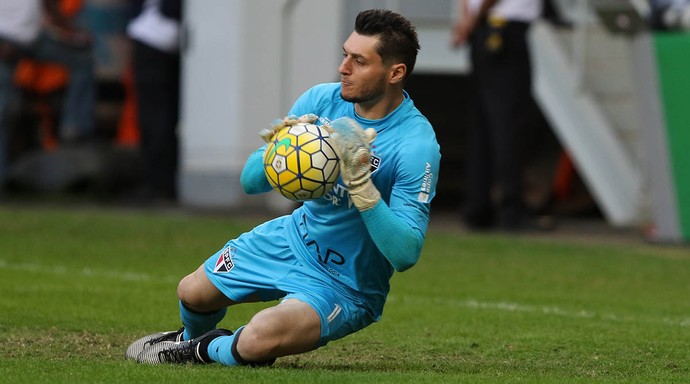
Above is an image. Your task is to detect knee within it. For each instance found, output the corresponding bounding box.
[176,266,233,313]
[236,313,280,361]
[176,273,209,311]
[176,274,195,307]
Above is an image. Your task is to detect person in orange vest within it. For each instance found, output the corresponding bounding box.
[0,0,96,190]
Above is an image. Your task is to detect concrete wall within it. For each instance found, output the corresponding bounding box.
[179,0,345,210]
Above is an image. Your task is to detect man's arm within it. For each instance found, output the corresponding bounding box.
[244,114,319,195]
[451,0,500,47]
[240,147,272,195]
[326,117,428,272]
[360,200,424,272]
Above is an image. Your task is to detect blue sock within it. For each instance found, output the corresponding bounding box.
[208,336,236,365]
[207,328,243,366]
[208,326,277,367]
[179,301,227,340]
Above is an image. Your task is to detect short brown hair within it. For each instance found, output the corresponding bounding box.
[354,9,420,80]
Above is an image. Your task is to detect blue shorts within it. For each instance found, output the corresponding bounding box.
[203,216,376,346]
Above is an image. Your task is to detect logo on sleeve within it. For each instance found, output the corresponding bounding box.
[418,162,433,203]
[213,246,234,273]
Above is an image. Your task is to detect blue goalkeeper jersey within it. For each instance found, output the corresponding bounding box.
[262,83,440,319]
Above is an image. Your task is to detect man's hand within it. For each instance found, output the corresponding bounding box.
[325,117,380,211]
[451,16,476,47]
[259,114,318,143]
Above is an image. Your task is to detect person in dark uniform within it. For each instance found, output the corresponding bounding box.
[127,0,182,202]
[452,0,544,231]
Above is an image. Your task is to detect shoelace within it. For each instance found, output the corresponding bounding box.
[157,342,196,363]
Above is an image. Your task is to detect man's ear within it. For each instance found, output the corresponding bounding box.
[389,63,407,84]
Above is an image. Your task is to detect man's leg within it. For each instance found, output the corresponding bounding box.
[134,222,327,366]
[177,266,321,366]
[0,59,17,188]
[125,263,233,360]
[137,266,321,365]
[234,299,321,361]
[490,22,531,229]
[131,40,180,200]
[462,26,496,229]
[177,264,235,340]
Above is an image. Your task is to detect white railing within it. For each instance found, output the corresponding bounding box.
[530,0,646,226]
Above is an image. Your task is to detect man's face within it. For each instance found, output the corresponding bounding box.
[339,32,387,104]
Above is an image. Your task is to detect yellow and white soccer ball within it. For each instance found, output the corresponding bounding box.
[263,123,340,201]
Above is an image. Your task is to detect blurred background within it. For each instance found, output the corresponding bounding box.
[1,0,689,243]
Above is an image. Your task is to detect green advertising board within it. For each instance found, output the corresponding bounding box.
[653,33,690,240]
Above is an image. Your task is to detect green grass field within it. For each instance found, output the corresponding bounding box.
[0,205,688,383]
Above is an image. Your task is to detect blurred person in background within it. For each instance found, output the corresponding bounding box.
[650,0,690,30]
[126,0,182,203]
[0,0,96,193]
[451,0,546,232]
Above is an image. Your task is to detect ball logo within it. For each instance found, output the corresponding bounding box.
[263,123,340,201]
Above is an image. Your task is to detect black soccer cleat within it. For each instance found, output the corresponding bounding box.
[136,328,234,364]
[125,327,185,360]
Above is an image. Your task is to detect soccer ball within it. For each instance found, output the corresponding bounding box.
[263,123,340,201]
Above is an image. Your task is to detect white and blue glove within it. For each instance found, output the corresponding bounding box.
[325,117,380,211]
[259,113,319,143]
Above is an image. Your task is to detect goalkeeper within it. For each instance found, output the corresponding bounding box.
[127,8,441,367]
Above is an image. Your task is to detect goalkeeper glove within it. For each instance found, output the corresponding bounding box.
[325,117,380,211]
[259,113,318,143]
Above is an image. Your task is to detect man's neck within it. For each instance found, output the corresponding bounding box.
[355,91,404,120]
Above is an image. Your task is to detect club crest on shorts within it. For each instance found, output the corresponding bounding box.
[213,246,234,273]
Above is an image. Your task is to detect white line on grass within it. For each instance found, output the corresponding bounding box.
[0,259,179,284]
[4,259,686,328]
[387,295,690,328]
